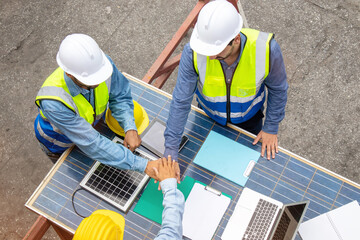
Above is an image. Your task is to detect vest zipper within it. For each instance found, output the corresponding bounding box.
[221,62,239,123]
[92,89,96,126]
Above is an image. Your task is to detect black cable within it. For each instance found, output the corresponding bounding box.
[71,187,89,219]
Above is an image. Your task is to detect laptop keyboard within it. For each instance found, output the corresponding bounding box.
[242,199,279,240]
[272,211,291,240]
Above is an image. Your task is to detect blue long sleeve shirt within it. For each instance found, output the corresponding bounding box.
[39,57,148,172]
[164,33,288,160]
[155,178,185,240]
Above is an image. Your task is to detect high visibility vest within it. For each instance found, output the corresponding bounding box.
[34,67,111,153]
[193,28,273,125]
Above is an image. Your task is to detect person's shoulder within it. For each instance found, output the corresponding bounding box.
[268,35,280,48]
[180,43,194,63]
[105,54,117,68]
[183,43,193,54]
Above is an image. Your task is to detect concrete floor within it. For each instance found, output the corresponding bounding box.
[0,0,359,239]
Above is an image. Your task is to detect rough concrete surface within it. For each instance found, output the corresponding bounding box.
[0,0,359,239]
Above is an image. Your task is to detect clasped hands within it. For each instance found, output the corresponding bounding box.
[145,156,180,184]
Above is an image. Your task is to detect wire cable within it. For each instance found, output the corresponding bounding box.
[71,187,88,218]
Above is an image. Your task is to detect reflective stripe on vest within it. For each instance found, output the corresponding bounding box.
[36,120,73,148]
[193,28,273,124]
[35,67,111,149]
[35,67,111,124]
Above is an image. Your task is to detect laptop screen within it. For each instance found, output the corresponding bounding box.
[271,202,308,240]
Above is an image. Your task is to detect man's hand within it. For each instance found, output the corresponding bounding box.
[123,130,141,152]
[252,130,278,160]
[174,161,180,184]
[144,158,162,181]
[154,156,180,190]
[153,156,177,182]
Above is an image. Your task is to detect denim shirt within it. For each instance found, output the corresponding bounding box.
[39,56,148,172]
[164,33,288,160]
[155,178,185,240]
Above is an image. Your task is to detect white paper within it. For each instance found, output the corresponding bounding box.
[299,201,360,240]
[182,183,231,240]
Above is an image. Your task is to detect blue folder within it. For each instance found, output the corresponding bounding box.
[193,131,260,186]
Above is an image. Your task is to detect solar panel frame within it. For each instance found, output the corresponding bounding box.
[80,136,157,212]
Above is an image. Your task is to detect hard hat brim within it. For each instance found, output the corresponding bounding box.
[105,101,149,136]
[57,51,113,86]
[190,14,243,56]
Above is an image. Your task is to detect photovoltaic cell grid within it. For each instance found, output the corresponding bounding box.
[26,74,360,240]
[80,136,157,212]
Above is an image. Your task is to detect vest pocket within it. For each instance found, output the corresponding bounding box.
[203,77,226,97]
[236,87,256,98]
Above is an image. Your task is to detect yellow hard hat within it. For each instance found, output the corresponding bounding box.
[105,100,149,136]
[73,209,125,240]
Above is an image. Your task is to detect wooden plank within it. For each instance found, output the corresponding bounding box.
[142,0,209,84]
[152,53,181,80]
[154,71,174,89]
[23,216,50,240]
[52,224,73,240]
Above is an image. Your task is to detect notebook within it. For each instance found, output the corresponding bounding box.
[182,182,232,240]
[298,200,360,240]
[222,187,308,240]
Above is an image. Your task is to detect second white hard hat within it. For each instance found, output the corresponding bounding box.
[190,0,243,56]
[56,33,113,86]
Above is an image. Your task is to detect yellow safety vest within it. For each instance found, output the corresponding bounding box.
[193,28,273,125]
[35,67,110,124]
[34,67,111,152]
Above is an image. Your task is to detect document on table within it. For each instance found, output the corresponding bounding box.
[182,182,231,240]
[298,200,360,240]
[193,130,260,186]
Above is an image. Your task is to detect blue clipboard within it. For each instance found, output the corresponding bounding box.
[193,131,260,186]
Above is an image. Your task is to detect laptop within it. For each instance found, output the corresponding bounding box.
[222,187,309,240]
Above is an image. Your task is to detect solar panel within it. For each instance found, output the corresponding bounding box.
[80,136,157,212]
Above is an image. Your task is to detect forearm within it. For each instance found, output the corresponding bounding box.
[263,88,287,134]
[164,94,192,160]
[155,178,185,240]
[76,134,148,172]
[164,43,197,160]
[263,39,288,134]
[41,100,147,172]
[108,57,137,132]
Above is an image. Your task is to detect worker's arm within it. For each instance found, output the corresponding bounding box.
[154,157,185,240]
[164,43,198,161]
[107,56,141,151]
[107,56,136,132]
[262,39,288,134]
[253,39,288,159]
[40,100,147,172]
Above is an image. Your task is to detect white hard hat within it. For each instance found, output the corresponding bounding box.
[190,0,243,56]
[56,33,113,86]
